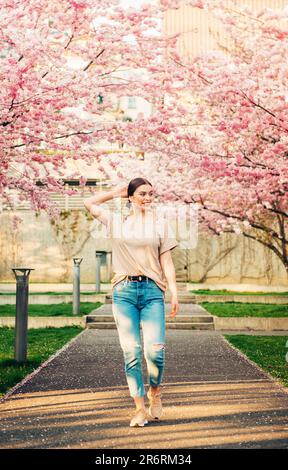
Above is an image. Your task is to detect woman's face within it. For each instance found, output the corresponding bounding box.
[130,184,155,209]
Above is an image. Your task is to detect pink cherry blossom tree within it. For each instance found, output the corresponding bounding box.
[113,0,288,277]
[1,0,288,277]
[0,0,178,220]
[174,0,288,277]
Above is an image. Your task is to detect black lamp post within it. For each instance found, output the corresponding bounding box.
[12,268,34,363]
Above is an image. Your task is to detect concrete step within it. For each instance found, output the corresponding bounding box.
[86,322,116,329]
[86,314,214,324]
[174,283,188,291]
[89,303,212,317]
[86,321,215,330]
[165,322,215,330]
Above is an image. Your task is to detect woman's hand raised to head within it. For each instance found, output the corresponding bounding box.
[114,184,129,199]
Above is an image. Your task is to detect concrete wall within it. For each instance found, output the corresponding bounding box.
[0,316,287,331]
[0,210,287,286]
[186,231,288,286]
[0,317,85,329]
[164,0,288,58]
[214,317,288,331]
[0,210,112,283]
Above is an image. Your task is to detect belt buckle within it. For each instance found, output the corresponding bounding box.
[128,275,144,282]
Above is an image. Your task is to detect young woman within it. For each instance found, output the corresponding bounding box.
[84,177,179,427]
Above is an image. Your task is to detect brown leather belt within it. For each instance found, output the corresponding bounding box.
[126,275,148,282]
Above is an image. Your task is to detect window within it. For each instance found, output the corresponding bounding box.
[127,96,137,109]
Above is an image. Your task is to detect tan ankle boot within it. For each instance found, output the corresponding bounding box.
[130,407,149,427]
[147,386,163,419]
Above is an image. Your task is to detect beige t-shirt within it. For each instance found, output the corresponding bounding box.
[95,206,178,292]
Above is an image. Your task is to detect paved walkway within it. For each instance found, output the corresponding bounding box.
[0,329,288,449]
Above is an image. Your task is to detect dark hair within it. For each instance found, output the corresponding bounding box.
[127,178,153,207]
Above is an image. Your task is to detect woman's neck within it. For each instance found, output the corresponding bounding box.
[130,203,151,217]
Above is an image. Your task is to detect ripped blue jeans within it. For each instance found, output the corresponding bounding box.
[112,277,166,397]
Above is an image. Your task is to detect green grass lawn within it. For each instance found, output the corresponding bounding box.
[0,326,84,396]
[191,289,288,296]
[225,335,288,387]
[202,302,288,317]
[0,302,102,317]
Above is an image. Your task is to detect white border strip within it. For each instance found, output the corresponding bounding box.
[0,328,86,404]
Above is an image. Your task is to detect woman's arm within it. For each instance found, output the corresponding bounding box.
[83,185,128,223]
[84,185,127,210]
[160,250,179,318]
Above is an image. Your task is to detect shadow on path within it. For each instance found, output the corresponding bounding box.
[0,330,287,449]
